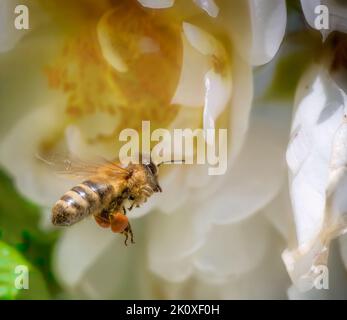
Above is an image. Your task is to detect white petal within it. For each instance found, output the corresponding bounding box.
[97,10,128,73]
[264,182,296,244]
[194,215,272,280]
[0,106,74,207]
[180,23,232,140]
[300,0,322,30]
[194,102,290,228]
[285,64,347,290]
[221,0,286,66]
[300,0,347,40]
[158,230,289,299]
[193,0,219,17]
[287,241,347,299]
[227,52,253,163]
[155,223,289,299]
[154,166,190,214]
[248,0,287,65]
[174,22,231,114]
[65,125,118,160]
[171,30,209,107]
[190,280,223,299]
[75,111,121,140]
[53,218,152,298]
[150,107,200,214]
[287,65,345,247]
[53,219,116,290]
[171,28,247,201]
[147,208,205,282]
[0,30,63,137]
[137,0,174,9]
[182,22,218,56]
[203,69,232,134]
[151,278,198,299]
[170,51,252,211]
[220,232,289,299]
[125,197,158,219]
[282,240,328,292]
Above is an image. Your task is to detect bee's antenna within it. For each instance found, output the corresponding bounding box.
[157,159,185,167]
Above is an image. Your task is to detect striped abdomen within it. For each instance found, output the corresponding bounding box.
[52,180,115,226]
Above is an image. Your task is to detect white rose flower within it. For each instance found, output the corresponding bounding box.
[0,0,290,299]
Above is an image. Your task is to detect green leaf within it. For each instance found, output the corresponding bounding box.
[0,241,50,300]
[0,169,60,297]
[286,0,301,13]
[264,32,323,102]
[265,50,311,101]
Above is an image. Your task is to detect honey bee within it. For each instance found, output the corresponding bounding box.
[43,155,176,245]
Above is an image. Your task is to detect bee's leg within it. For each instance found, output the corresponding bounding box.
[128,202,135,211]
[108,198,119,212]
[126,222,135,244]
[128,223,135,244]
[121,223,135,245]
[123,206,127,215]
[123,230,129,246]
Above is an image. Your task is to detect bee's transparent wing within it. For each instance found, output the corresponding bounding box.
[36,152,129,179]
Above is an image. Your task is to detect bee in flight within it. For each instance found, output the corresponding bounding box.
[42,154,181,245]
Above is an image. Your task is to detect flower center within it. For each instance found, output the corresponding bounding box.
[44,0,183,152]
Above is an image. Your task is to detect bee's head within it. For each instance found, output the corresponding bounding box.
[144,160,162,192]
[143,159,185,193]
[146,161,158,176]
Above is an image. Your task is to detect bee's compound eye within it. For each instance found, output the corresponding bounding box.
[129,195,135,200]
